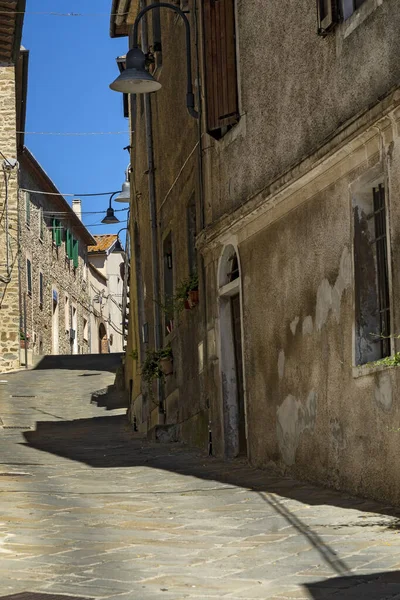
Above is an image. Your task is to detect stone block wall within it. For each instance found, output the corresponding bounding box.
[0,65,20,372]
[18,164,91,358]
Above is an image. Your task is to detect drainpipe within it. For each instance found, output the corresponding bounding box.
[132,4,163,415]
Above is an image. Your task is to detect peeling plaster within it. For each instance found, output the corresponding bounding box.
[290,316,299,335]
[276,391,317,466]
[315,247,352,331]
[302,316,313,335]
[278,350,285,380]
[374,372,393,413]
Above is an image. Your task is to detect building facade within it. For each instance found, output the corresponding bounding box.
[18,149,94,362]
[88,234,126,355]
[0,2,25,372]
[110,0,400,505]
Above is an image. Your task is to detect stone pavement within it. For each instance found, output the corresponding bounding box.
[1,363,400,599]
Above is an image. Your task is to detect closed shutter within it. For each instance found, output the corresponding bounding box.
[56,221,62,247]
[39,272,44,307]
[72,239,79,269]
[203,0,239,134]
[27,259,32,295]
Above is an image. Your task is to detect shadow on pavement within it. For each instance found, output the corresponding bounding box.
[90,384,128,411]
[304,570,400,598]
[33,353,123,372]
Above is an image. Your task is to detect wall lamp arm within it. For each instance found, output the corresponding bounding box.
[132,2,199,119]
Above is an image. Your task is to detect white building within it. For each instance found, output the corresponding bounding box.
[88,234,125,354]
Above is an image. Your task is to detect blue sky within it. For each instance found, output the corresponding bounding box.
[22,0,130,237]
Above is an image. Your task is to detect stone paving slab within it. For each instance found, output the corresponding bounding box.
[1,366,400,599]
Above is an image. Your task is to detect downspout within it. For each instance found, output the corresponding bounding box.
[131,4,163,415]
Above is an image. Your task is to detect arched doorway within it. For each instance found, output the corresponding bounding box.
[218,245,247,458]
[98,323,108,354]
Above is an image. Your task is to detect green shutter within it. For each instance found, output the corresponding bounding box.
[56,221,62,247]
[73,238,79,268]
[66,229,73,258]
[52,218,56,243]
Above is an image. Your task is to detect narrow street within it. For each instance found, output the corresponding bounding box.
[1,362,400,600]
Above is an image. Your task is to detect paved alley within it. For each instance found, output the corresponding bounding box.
[1,364,400,599]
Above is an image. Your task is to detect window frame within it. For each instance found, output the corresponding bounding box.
[26,257,32,296]
[39,271,44,309]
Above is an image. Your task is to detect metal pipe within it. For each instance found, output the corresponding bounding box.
[140,1,164,414]
[132,2,198,118]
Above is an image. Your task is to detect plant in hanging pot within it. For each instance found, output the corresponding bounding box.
[158,345,173,376]
[187,271,199,309]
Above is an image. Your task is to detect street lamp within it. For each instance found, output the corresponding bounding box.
[114,167,131,203]
[109,2,198,119]
[101,192,121,224]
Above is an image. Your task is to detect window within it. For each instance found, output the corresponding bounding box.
[317,0,338,33]
[26,258,32,296]
[354,182,391,365]
[39,272,44,308]
[163,233,174,335]
[39,208,44,241]
[83,318,88,341]
[341,0,367,21]
[187,195,197,276]
[203,0,239,138]
[52,218,62,246]
[65,229,72,258]
[25,192,31,227]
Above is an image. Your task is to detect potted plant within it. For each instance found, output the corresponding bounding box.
[187,271,199,308]
[158,345,173,376]
[20,330,30,349]
[142,346,173,386]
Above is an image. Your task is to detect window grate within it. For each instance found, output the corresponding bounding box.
[372,184,390,358]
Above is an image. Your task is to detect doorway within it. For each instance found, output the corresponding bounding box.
[99,323,108,354]
[218,245,247,458]
[72,305,78,355]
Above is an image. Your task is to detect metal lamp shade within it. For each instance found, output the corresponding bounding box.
[114,181,131,203]
[102,207,120,225]
[109,47,162,95]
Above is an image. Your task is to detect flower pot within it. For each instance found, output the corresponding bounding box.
[188,290,199,308]
[159,357,173,376]
[20,340,29,349]
[184,299,191,310]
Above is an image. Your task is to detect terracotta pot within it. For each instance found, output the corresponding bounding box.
[188,289,199,308]
[159,357,173,376]
[20,340,29,349]
[184,299,191,310]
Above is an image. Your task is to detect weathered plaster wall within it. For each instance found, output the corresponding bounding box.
[209,108,400,505]
[0,65,19,372]
[204,0,400,224]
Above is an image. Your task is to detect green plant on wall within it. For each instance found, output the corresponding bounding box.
[160,271,199,314]
[141,346,173,385]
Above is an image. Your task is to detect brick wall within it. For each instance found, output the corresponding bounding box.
[0,65,20,372]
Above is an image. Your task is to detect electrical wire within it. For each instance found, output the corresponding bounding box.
[20,188,128,198]
[0,11,130,17]
[18,131,133,136]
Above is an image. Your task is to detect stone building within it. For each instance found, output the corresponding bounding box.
[0,1,25,372]
[88,234,125,355]
[18,148,95,361]
[110,0,400,504]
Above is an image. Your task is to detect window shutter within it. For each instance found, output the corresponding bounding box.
[39,272,43,307]
[317,0,338,34]
[56,221,62,247]
[52,218,56,243]
[25,192,31,226]
[73,239,79,268]
[203,0,239,134]
[27,259,32,294]
[66,229,72,258]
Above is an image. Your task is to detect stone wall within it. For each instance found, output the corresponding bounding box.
[0,64,20,372]
[18,163,91,358]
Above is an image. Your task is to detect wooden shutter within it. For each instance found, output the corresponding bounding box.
[27,259,32,294]
[39,272,43,307]
[56,221,62,247]
[203,0,239,134]
[72,239,79,269]
[317,0,338,34]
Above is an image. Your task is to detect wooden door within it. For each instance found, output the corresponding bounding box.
[230,294,247,455]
